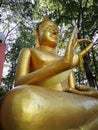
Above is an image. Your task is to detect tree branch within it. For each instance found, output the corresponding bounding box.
[5,23,19,41]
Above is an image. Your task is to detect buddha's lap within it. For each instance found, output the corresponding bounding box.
[1,85,98,130]
[1,85,98,115]
[1,85,98,111]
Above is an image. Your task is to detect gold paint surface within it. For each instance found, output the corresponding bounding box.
[1,85,98,130]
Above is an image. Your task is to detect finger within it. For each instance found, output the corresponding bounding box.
[68,88,98,98]
[69,26,78,46]
[75,85,95,91]
[79,43,93,57]
[74,39,92,48]
[64,26,78,60]
[85,91,98,98]
[75,85,89,91]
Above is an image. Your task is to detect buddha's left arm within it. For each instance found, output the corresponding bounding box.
[15,48,31,86]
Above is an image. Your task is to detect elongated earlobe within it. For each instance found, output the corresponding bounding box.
[34,30,40,49]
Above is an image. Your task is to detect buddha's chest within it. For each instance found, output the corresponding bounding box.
[30,48,60,70]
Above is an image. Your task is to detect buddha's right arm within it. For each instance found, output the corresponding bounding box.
[15,47,74,86]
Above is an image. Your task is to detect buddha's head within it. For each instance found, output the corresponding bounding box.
[35,17,59,48]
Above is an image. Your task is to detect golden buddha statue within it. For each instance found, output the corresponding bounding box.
[0,17,98,130]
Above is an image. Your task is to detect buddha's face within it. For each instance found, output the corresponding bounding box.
[37,21,59,48]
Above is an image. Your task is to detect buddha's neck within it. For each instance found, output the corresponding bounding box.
[40,45,56,54]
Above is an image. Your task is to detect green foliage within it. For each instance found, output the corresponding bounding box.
[3,23,35,89]
[0,87,9,102]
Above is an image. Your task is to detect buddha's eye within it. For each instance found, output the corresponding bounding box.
[53,32,58,35]
[44,26,52,30]
[43,26,58,35]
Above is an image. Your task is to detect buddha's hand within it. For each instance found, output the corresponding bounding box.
[67,84,98,98]
[76,84,98,98]
[72,39,93,67]
[64,26,93,68]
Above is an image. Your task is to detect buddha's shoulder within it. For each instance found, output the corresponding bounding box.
[20,48,39,54]
[19,48,31,55]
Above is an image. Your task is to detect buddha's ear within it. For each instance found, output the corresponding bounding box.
[34,30,40,49]
[34,30,38,38]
